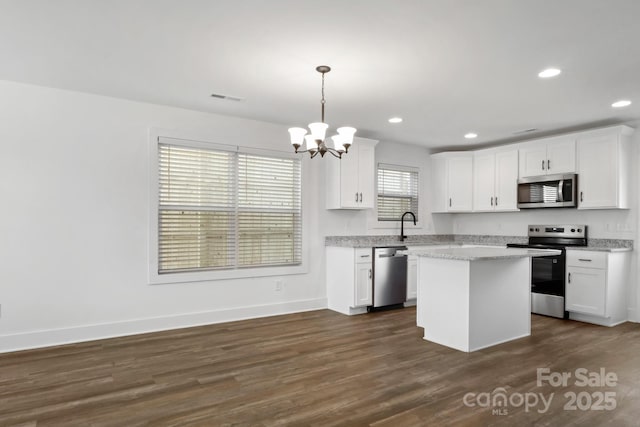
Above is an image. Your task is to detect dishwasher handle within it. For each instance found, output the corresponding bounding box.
[374,247,408,258]
[378,253,406,258]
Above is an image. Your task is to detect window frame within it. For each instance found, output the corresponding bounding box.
[148,129,308,284]
[375,162,422,224]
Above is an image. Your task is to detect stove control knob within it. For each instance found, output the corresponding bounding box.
[529,228,534,232]
[535,228,540,232]
[577,228,582,233]
[571,228,575,232]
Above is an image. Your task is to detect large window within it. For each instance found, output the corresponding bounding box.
[377,163,419,221]
[157,139,302,274]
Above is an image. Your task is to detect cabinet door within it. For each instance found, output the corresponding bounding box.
[357,142,376,208]
[566,267,606,316]
[546,136,576,175]
[494,150,519,211]
[339,147,361,208]
[519,144,547,178]
[406,257,418,300]
[447,156,473,211]
[472,153,495,212]
[354,263,372,307]
[577,134,618,209]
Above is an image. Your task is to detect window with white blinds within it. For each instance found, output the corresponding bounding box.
[377,164,419,221]
[158,142,301,274]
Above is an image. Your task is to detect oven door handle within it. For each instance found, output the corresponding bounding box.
[558,179,563,202]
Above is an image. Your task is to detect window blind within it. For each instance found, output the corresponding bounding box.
[237,153,301,267]
[158,142,301,273]
[377,164,419,221]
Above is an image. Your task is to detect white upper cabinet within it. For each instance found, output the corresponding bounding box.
[431,152,473,212]
[326,137,379,209]
[473,148,519,212]
[519,135,576,178]
[577,126,633,209]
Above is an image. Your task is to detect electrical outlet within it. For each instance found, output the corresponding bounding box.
[275,280,283,291]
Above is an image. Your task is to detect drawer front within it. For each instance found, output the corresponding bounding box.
[355,248,373,264]
[566,251,607,269]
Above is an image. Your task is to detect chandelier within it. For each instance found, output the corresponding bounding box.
[288,65,356,159]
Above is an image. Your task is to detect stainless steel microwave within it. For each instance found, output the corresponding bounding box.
[517,173,577,208]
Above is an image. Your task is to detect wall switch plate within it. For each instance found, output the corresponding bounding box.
[275,280,283,291]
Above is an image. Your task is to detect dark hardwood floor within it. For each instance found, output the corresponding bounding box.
[1,308,639,426]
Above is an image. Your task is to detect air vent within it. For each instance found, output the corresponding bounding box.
[210,93,244,102]
[513,128,538,135]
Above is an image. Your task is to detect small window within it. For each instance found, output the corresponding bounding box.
[157,139,302,274]
[377,163,419,221]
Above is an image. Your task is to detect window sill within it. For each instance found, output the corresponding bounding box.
[149,264,309,285]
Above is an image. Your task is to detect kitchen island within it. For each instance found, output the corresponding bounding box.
[409,246,560,352]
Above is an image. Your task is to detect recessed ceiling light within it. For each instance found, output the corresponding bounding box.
[464,133,478,139]
[611,100,632,108]
[388,117,403,123]
[538,68,562,78]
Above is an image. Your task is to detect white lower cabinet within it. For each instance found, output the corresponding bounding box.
[354,259,373,307]
[565,250,630,326]
[566,267,607,316]
[326,247,372,315]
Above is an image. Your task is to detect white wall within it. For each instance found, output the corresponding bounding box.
[0,80,331,352]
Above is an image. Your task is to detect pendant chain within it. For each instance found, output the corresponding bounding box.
[321,72,326,123]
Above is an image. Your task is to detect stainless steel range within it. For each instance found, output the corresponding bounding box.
[507,225,587,318]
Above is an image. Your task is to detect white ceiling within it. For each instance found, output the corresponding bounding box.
[1,0,640,148]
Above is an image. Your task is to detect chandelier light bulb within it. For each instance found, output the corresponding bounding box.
[288,127,307,147]
[331,135,346,153]
[308,122,329,142]
[304,135,318,152]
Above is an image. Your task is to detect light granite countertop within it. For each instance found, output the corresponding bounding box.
[325,235,633,251]
[407,247,561,261]
[566,246,632,253]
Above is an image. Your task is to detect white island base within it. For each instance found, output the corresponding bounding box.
[417,255,532,352]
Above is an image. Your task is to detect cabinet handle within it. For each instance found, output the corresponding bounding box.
[359,192,363,203]
[369,268,372,279]
[547,159,550,170]
[495,196,498,206]
[355,192,359,202]
[568,272,571,283]
[578,258,592,262]
[542,160,545,170]
[490,197,493,206]
[580,191,584,202]
[449,198,452,207]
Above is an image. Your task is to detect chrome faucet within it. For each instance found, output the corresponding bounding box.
[400,211,416,241]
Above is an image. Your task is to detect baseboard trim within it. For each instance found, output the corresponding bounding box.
[0,298,328,354]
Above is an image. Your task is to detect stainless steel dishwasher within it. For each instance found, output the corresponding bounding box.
[371,246,408,310]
